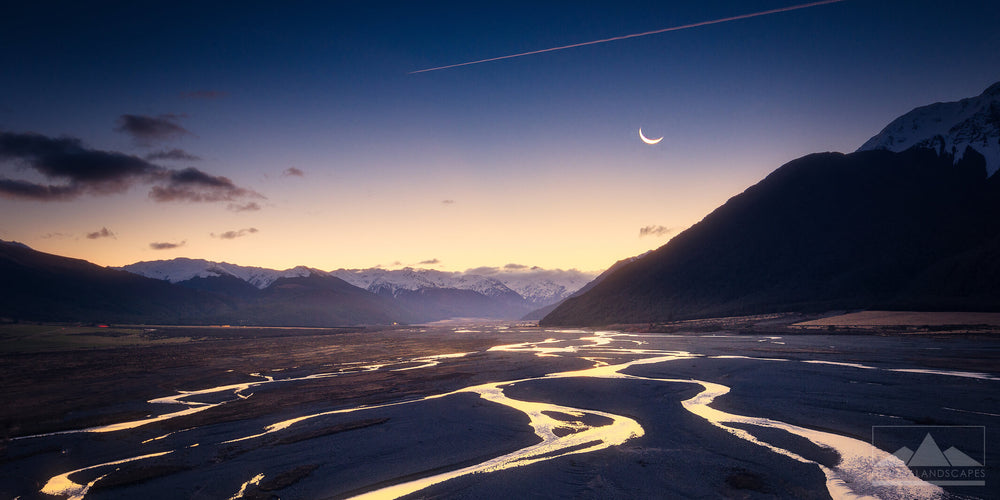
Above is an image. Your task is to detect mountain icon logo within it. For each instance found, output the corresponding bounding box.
[892,433,983,467]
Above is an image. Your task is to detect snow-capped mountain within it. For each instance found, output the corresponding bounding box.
[330,267,594,305]
[121,258,326,289]
[122,258,598,311]
[858,81,1000,176]
[468,267,595,305]
[331,268,517,299]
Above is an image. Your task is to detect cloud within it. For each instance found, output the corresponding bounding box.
[466,266,500,276]
[0,132,157,182]
[145,148,201,162]
[0,178,82,200]
[148,167,265,203]
[418,258,440,265]
[180,90,228,100]
[115,114,190,145]
[150,241,185,250]
[441,199,455,205]
[504,263,528,270]
[639,225,673,237]
[212,227,258,239]
[86,227,116,239]
[0,131,262,206]
[0,131,158,199]
[227,201,262,212]
[282,167,304,177]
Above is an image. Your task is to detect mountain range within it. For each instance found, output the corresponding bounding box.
[0,245,595,326]
[119,259,592,305]
[542,82,1000,326]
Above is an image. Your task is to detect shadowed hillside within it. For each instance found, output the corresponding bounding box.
[542,148,1000,326]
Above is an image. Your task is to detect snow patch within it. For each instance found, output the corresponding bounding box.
[120,258,325,289]
[859,82,1000,176]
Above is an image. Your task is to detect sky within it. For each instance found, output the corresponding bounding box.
[1,0,998,273]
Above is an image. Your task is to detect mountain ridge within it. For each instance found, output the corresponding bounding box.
[541,147,1000,326]
[0,241,241,324]
[858,81,1000,176]
[122,259,595,308]
[0,243,596,325]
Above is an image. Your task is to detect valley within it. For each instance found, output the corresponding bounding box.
[2,4,998,499]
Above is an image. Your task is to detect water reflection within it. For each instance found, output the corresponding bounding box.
[30,329,986,499]
[40,451,173,500]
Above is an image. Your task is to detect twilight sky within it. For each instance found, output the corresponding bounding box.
[1,0,998,273]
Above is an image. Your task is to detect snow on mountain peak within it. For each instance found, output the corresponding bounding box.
[858,82,1000,176]
[330,268,518,298]
[122,258,225,283]
[330,266,595,304]
[123,258,597,305]
[121,259,324,289]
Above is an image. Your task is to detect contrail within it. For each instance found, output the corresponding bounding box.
[410,0,847,74]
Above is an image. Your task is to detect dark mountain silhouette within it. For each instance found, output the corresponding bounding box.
[0,240,237,324]
[177,275,260,299]
[541,147,1000,326]
[0,241,408,326]
[243,275,409,327]
[380,287,533,321]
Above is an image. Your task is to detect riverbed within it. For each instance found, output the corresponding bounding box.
[1,324,997,499]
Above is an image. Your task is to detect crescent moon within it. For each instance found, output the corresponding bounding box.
[638,128,663,145]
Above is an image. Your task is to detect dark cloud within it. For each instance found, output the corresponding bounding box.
[150,241,185,250]
[148,167,264,203]
[213,227,259,239]
[86,227,115,239]
[115,114,189,145]
[180,90,228,100]
[282,167,304,177]
[168,167,234,187]
[639,225,673,237]
[504,263,528,270]
[0,131,157,199]
[0,131,262,207]
[0,178,81,200]
[145,148,201,162]
[227,201,262,212]
[419,258,440,265]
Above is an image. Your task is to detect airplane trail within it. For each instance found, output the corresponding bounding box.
[410,0,848,74]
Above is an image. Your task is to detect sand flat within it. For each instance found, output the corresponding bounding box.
[793,310,1000,328]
